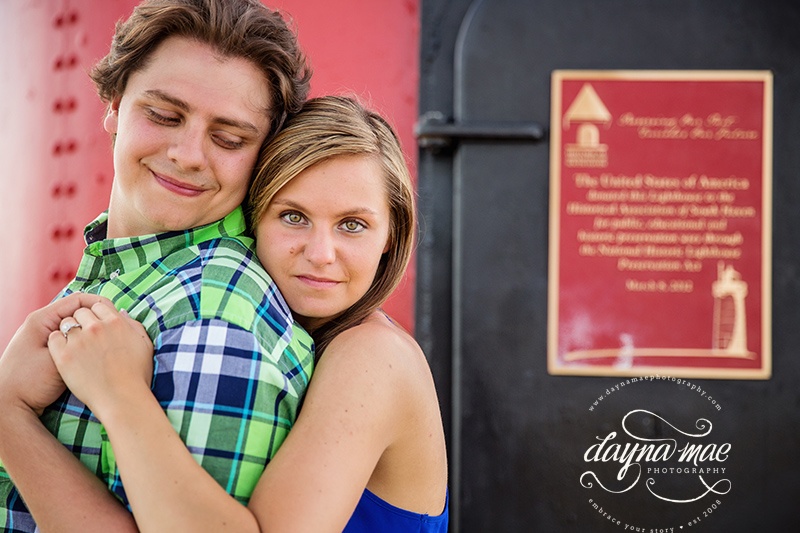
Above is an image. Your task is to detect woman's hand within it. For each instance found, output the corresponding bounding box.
[0,293,106,416]
[47,299,154,419]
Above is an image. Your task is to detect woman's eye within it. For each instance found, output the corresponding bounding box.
[341,220,366,233]
[281,212,306,225]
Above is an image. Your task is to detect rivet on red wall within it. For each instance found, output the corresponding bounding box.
[50,181,79,197]
[49,224,77,241]
[53,54,79,71]
[52,139,79,156]
[53,98,78,113]
[48,266,76,284]
[53,10,79,29]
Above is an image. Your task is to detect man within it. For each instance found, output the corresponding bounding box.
[0,1,314,531]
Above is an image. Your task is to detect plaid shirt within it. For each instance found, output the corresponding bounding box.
[0,207,314,532]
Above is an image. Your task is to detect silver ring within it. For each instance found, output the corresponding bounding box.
[60,322,82,338]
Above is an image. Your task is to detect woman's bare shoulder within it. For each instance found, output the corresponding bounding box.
[322,311,424,371]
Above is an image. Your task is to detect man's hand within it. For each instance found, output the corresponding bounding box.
[0,293,111,415]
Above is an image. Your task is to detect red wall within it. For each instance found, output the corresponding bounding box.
[274,0,420,333]
[0,0,419,348]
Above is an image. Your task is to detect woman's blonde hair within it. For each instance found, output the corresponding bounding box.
[247,95,416,356]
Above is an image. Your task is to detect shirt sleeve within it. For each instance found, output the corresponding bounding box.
[103,318,302,506]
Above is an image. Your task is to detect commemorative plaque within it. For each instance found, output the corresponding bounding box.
[547,70,772,379]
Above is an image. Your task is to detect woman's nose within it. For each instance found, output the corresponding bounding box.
[303,229,336,265]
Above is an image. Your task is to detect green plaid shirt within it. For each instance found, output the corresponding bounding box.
[0,207,314,532]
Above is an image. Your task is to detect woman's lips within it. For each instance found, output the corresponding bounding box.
[153,172,205,197]
[296,275,339,289]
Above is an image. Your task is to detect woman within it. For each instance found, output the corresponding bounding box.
[47,96,449,532]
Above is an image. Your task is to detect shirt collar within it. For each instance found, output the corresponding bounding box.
[77,206,251,281]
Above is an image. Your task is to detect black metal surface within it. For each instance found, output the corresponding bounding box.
[415,111,545,151]
[416,1,800,531]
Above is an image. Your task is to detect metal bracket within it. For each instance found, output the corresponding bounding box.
[415,111,546,152]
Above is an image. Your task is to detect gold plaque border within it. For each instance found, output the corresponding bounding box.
[547,70,773,380]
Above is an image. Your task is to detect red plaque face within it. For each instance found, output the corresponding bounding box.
[548,71,772,379]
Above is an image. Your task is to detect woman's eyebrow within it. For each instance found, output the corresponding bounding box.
[271,198,379,218]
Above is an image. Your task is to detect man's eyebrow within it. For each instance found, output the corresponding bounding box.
[214,116,262,136]
[144,89,189,111]
[143,89,263,135]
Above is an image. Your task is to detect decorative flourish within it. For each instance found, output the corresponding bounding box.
[622,409,711,439]
[645,476,731,503]
[580,464,640,494]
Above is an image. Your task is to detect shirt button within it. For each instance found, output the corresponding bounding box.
[110,269,120,279]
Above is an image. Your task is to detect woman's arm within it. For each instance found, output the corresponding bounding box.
[247,321,404,532]
[51,304,408,533]
[0,294,137,533]
[0,403,137,533]
[49,300,263,533]
[87,371,264,532]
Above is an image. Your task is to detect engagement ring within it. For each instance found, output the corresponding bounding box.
[60,322,82,338]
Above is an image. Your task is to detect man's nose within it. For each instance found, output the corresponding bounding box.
[167,125,209,172]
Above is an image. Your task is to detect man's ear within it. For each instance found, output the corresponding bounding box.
[103,97,122,134]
